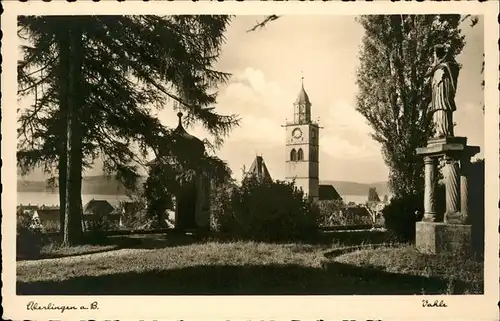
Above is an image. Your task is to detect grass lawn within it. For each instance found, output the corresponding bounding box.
[17,239,483,295]
[333,244,484,294]
[39,243,120,259]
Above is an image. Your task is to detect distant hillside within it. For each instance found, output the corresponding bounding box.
[17,180,51,193]
[320,180,390,197]
[81,175,147,195]
[18,175,147,195]
[18,176,390,198]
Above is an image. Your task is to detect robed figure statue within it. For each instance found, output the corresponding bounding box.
[426,44,460,138]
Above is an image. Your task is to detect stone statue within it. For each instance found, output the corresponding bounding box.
[426,44,460,138]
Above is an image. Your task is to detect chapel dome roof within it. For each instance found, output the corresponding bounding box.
[174,112,205,156]
[146,111,205,169]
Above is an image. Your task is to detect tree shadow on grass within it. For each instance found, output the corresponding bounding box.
[38,246,122,260]
[103,232,201,249]
[17,261,476,295]
[78,231,209,251]
[19,233,202,262]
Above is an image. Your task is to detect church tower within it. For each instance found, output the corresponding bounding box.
[285,77,319,201]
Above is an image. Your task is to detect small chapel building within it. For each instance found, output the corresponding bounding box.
[245,155,272,183]
[147,111,211,231]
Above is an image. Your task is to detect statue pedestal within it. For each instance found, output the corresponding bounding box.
[416,137,479,224]
[416,222,471,255]
[415,137,479,255]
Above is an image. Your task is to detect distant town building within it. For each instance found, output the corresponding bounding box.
[83,199,115,216]
[18,204,39,215]
[345,204,373,225]
[318,184,342,201]
[83,199,119,230]
[23,200,127,232]
[246,155,272,183]
[346,205,370,216]
[32,208,60,232]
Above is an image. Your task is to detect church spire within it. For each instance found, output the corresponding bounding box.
[294,73,311,124]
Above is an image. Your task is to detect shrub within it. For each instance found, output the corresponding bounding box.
[16,208,42,259]
[348,205,376,226]
[143,164,176,229]
[118,197,155,230]
[382,193,423,242]
[365,201,388,227]
[317,200,360,226]
[211,175,320,242]
[41,220,60,233]
[318,200,377,228]
[209,182,235,233]
[84,216,111,232]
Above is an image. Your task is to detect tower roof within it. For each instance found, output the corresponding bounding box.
[295,78,310,105]
[246,155,272,183]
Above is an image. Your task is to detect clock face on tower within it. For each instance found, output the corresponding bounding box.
[292,128,302,139]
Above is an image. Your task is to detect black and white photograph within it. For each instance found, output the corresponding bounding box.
[2,1,499,320]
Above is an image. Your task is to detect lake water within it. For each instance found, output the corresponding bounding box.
[18,192,369,208]
[17,192,131,208]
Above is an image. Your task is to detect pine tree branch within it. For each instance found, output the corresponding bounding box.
[20,55,59,80]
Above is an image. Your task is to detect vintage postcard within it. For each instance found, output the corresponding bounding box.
[2,1,499,320]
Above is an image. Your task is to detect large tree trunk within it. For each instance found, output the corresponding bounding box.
[58,153,67,235]
[63,23,84,246]
[57,28,69,236]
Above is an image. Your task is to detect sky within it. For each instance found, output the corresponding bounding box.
[19,15,485,184]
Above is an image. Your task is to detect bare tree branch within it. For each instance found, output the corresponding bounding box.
[247,15,281,33]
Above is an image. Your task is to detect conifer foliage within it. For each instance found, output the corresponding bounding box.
[18,15,238,245]
[355,15,465,198]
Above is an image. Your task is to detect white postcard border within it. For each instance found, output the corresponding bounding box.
[2,1,499,320]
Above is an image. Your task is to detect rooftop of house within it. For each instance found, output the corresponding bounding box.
[34,208,60,222]
[83,199,115,216]
[18,204,40,210]
[346,206,371,217]
[318,184,342,201]
[246,155,272,182]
